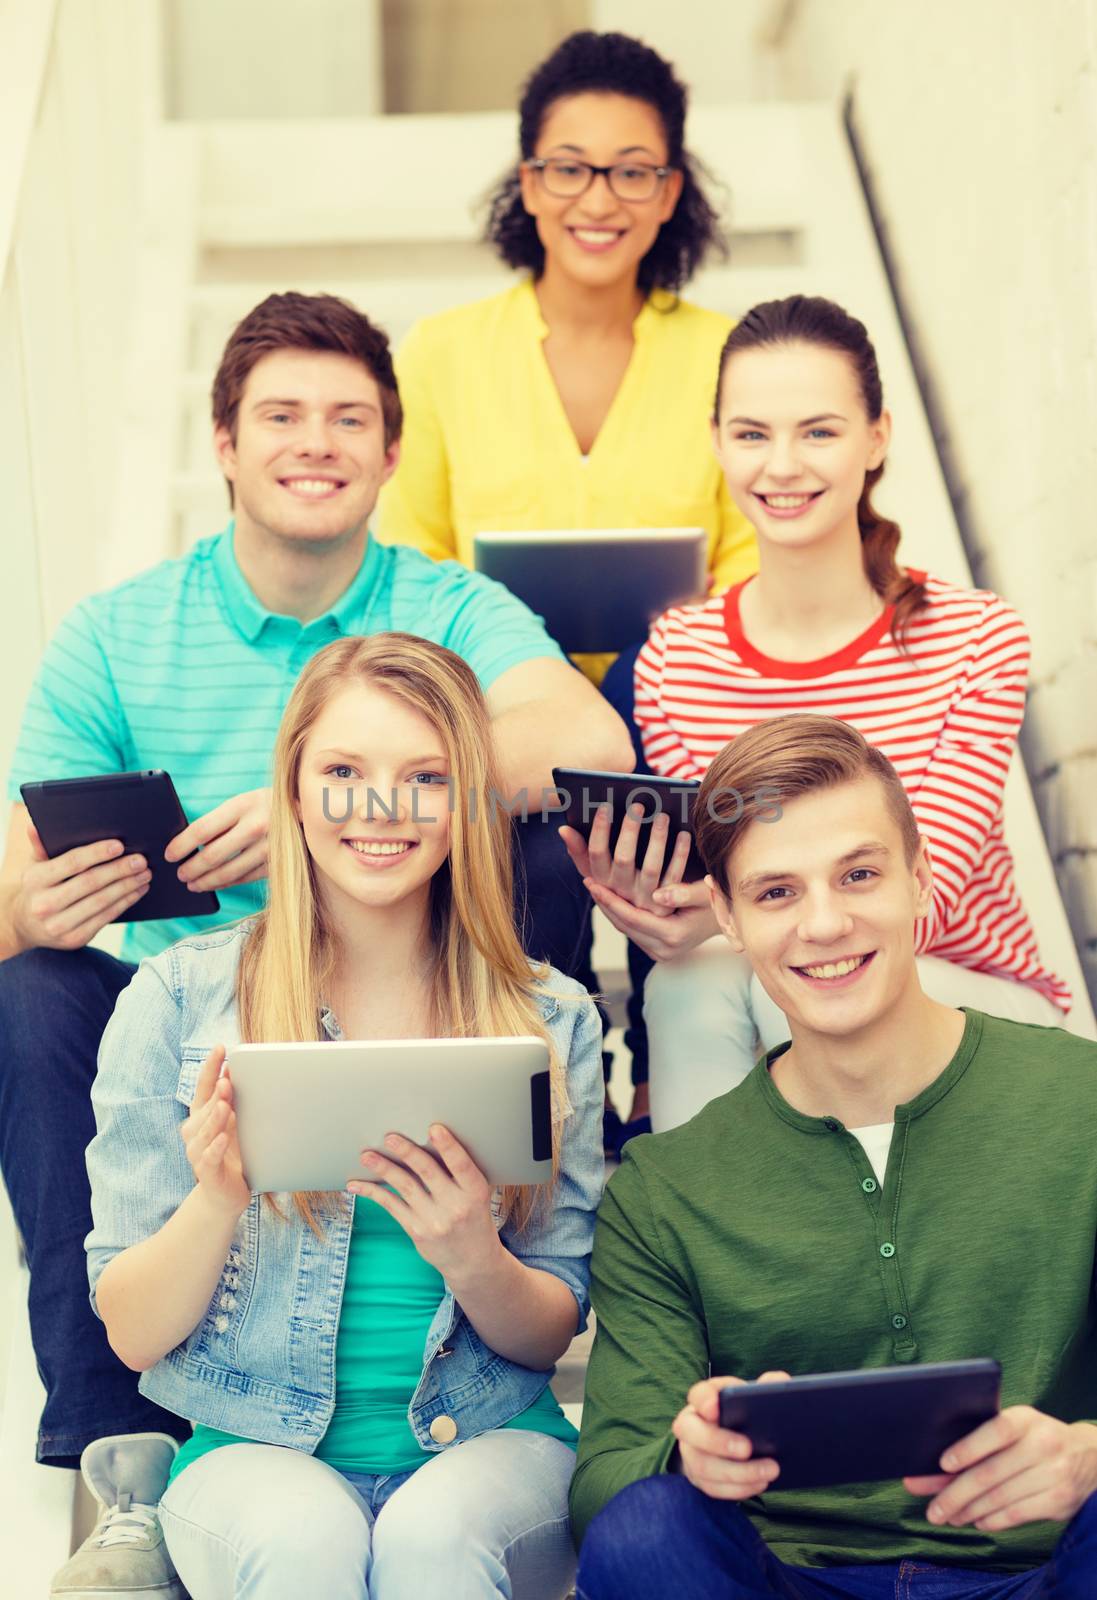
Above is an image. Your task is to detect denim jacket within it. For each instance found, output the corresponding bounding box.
[85,920,605,1455]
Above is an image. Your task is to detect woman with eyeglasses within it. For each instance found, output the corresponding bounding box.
[379,30,757,1143]
[379,29,756,684]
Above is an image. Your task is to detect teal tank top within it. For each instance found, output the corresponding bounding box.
[169,1196,577,1483]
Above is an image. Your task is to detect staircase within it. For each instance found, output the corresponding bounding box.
[3,8,1095,1590]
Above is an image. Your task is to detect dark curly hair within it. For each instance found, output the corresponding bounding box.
[484,31,725,296]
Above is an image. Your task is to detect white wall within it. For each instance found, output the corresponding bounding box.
[764,0,1097,1000]
[0,0,157,777]
[162,0,382,118]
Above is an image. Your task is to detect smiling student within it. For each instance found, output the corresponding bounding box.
[83,633,604,1600]
[378,27,757,694]
[572,715,1097,1599]
[560,295,1069,1131]
[0,290,630,1599]
[380,30,753,1133]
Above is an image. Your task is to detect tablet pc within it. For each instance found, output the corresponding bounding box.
[473,528,706,653]
[717,1360,1002,1490]
[20,771,220,923]
[226,1036,555,1192]
[552,767,706,882]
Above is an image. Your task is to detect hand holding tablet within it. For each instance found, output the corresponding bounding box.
[225,1036,554,1193]
[20,770,220,924]
[674,1361,1002,1496]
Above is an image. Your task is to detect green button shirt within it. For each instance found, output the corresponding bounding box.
[571,1010,1097,1572]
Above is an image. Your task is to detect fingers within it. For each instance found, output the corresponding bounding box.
[424,1123,489,1192]
[192,1046,227,1112]
[673,1405,753,1462]
[183,1087,233,1171]
[653,878,709,912]
[904,1473,955,1497]
[165,796,240,863]
[181,840,269,893]
[25,822,48,862]
[352,1143,436,1209]
[634,812,673,908]
[936,1460,1050,1530]
[660,828,693,890]
[30,865,151,948]
[610,804,644,886]
[686,1371,790,1422]
[937,1407,1029,1476]
[557,825,593,880]
[49,837,131,883]
[674,1403,779,1500]
[586,804,614,881]
[688,1375,736,1420]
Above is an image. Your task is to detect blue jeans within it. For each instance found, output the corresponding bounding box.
[159,1430,576,1599]
[597,643,653,1088]
[575,1475,1097,1598]
[0,815,593,1466]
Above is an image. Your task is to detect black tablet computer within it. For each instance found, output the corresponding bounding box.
[552,767,706,882]
[20,770,220,923]
[717,1360,1002,1490]
[474,528,706,654]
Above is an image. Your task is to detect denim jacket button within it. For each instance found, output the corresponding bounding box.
[429,1414,458,1444]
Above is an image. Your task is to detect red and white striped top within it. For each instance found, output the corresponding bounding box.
[634,573,1070,1012]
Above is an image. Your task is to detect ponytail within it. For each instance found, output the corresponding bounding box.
[857,464,926,649]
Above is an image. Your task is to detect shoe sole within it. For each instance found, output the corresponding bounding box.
[51,1586,186,1600]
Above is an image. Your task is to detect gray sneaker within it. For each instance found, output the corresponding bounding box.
[50,1432,186,1598]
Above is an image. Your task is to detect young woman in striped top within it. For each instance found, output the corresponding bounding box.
[561,295,1069,1130]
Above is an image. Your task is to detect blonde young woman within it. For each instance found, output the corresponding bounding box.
[84,633,604,1600]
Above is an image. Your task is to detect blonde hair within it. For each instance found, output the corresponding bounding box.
[237,632,565,1231]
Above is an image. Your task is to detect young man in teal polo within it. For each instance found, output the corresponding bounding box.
[573,713,1097,1598]
[0,290,631,1596]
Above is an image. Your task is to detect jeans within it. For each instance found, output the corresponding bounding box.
[595,643,652,1088]
[0,816,593,1465]
[575,1474,1097,1598]
[159,1429,576,1599]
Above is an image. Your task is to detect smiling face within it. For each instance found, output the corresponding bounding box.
[713,341,890,554]
[214,348,400,549]
[295,681,452,924]
[518,91,683,291]
[709,776,931,1042]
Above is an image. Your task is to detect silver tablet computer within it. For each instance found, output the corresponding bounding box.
[226,1036,553,1193]
[473,527,707,653]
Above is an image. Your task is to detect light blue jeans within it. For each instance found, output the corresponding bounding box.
[158,1429,577,1599]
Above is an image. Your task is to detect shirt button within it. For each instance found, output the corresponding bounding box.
[822,1118,841,1132]
[879,1242,896,1258]
[892,1314,909,1330]
[861,1178,878,1193]
[429,1414,458,1444]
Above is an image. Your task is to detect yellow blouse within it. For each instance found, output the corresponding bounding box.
[377,278,758,680]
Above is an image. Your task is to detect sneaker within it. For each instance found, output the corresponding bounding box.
[50,1431,186,1598]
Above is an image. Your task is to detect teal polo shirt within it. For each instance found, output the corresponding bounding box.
[8,525,564,963]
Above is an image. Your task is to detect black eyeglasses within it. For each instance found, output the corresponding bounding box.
[524,157,674,203]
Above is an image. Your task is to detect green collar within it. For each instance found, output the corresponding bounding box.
[754,1007,985,1135]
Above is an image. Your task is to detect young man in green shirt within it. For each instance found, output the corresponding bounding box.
[572,713,1097,1598]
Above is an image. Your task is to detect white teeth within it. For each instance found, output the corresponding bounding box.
[573,229,619,243]
[348,840,411,856]
[763,494,814,508]
[802,956,865,980]
[285,478,341,496]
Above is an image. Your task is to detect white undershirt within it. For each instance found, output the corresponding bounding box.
[849,1122,895,1185]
